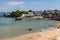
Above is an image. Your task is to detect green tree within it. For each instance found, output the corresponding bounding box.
[10,10,28,17]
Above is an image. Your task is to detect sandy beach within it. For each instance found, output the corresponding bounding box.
[5,26,60,40]
[3,20,60,40]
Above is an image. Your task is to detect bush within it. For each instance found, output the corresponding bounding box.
[10,10,28,17]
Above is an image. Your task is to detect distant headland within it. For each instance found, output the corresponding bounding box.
[1,9,60,21]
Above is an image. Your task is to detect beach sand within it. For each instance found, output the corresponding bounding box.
[5,27,60,40]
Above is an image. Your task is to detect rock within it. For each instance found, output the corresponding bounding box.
[28,29,32,31]
[15,17,23,20]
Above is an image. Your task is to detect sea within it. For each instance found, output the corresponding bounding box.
[0,12,59,40]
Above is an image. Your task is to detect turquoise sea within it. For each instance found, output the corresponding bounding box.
[0,13,58,40]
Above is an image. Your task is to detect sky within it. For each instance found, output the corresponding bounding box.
[0,0,60,12]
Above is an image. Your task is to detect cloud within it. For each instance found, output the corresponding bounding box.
[6,2,25,5]
[0,1,44,12]
[0,7,6,12]
[32,2,44,4]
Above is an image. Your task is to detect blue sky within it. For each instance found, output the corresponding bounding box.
[0,0,60,12]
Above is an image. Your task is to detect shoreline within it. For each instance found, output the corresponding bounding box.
[4,22,60,40]
[1,19,59,40]
[5,28,60,40]
[2,20,60,40]
[5,23,60,40]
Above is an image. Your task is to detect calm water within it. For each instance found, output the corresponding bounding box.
[0,16,58,40]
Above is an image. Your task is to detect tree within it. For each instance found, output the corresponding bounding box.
[10,10,28,17]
